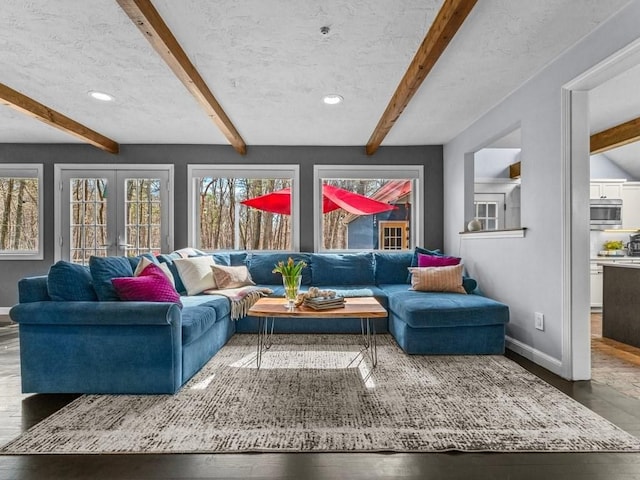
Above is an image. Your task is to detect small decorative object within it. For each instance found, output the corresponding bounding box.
[600,240,626,257]
[273,257,307,310]
[467,219,482,232]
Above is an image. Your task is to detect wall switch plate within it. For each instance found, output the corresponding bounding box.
[535,312,544,331]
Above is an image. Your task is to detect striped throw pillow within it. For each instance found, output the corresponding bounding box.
[408,264,466,294]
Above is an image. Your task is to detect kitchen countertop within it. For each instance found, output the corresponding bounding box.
[591,256,640,261]
[600,262,640,269]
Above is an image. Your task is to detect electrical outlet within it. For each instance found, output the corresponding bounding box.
[535,312,544,331]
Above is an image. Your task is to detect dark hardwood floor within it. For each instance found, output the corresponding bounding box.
[1,322,640,480]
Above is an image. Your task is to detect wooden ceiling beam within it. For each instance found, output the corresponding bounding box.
[365,0,478,155]
[117,0,247,155]
[590,116,640,154]
[0,83,119,154]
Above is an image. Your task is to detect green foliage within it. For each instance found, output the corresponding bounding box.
[603,240,625,250]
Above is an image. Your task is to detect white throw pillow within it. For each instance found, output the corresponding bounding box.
[174,256,217,295]
[134,257,176,288]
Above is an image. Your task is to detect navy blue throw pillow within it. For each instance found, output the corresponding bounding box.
[48,261,98,301]
[89,256,134,301]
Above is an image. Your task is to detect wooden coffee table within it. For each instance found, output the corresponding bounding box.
[247,296,387,369]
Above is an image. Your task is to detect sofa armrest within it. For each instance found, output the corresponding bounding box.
[18,276,51,303]
[10,301,182,327]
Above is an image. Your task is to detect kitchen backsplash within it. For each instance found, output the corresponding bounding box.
[590,230,637,257]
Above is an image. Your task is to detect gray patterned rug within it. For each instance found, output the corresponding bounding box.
[3,334,640,454]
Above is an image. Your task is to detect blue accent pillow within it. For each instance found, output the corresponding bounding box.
[248,253,312,285]
[127,253,158,271]
[311,252,375,286]
[212,253,231,266]
[47,261,98,301]
[462,276,478,294]
[407,246,443,283]
[229,251,248,266]
[374,252,413,285]
[89,256,134,301]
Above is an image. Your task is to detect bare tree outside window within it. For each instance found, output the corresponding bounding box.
[0,177,39,253]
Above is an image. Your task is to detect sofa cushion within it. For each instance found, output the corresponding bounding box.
[180,306,217,346]
[112,264,182,306]
[311,252,375,286]
[409,265,466,294]
[181,295,231,321]
[157,253,187,294]
[407,246,442,283]
[127,253,158,271]
[89,256,134,301]
[381,285,509,328]
[229,251,248,266]
[248,252,312,285]
[47,261,97,301]
[374,252,412,285]
[174,256,217,295]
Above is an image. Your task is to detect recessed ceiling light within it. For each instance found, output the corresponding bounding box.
[323,94,343,105]
[88,91,114,102]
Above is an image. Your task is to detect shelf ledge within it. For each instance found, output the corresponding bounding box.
[459,228,527,239]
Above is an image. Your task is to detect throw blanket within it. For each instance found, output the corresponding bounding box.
[203,286,273,320]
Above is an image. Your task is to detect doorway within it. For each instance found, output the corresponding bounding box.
[54,165,174,263]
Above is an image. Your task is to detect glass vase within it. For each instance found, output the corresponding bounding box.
[282,274,302,310]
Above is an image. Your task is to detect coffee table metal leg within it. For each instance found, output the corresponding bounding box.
[256,316,275,369]
[359,317,377,368]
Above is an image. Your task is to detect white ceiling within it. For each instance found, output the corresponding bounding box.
[0,0,633,148]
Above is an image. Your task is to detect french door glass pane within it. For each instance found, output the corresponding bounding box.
[124,178,162,257]
[69,178,108,265]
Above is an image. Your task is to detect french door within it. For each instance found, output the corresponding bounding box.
[55,165,173,264]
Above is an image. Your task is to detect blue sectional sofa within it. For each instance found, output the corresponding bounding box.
[10,251,509,394]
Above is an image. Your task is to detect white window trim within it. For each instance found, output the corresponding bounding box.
[187,164,300,251]
[54,164,174,262]
[0,164,44,260]
[313,165,424,252]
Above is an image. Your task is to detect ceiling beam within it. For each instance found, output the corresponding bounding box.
[590,116,640,154]
[0,83,119,154]
[117,0,247,155]
[365,0,478,155]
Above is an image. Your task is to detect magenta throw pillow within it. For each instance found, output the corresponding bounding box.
[112,263,182,306]
[417,252,461,267]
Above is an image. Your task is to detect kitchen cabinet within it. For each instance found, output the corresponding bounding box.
[590,181,624,199]
[590,264,603,308]
[622,183,640,229]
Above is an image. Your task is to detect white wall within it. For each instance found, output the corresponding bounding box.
[443,0,640,377]
[590,153,634,179]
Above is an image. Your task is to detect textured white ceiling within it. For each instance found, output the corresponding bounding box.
[0,0,632,148]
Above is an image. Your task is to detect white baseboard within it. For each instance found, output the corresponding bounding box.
[505,336,565,378]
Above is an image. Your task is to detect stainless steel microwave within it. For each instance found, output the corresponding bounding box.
[590,198,622,229]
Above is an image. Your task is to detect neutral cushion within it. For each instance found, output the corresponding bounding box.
[47,261,97,301]
[134,256,175,287]
[409,264,466,294]
[210,264,255,289]
[174,256,217,295]
[89,256,134,301]
[311,252,375,286]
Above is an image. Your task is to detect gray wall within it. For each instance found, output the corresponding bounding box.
[0,144,443,307]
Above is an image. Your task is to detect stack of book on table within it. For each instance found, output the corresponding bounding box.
[303,296,345,310]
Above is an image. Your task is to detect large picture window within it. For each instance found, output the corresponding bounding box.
[0,164,43,259]
[188,165,299,251]
[314,165,423,252]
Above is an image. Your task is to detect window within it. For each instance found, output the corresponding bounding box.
[474,198,500,230]
[55,165,173,264]
[314,165,423,251]
[188,165,299,251]
[0,164,43,260]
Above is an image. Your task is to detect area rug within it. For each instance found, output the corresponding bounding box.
[3,334,640,454]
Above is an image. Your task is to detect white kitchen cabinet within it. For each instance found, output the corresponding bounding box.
[590,264,603,308]
[590,181,624,199]
[622,183,640,229]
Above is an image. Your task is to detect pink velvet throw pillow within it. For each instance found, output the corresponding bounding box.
[417,252,461,267]
[112,263,182,306]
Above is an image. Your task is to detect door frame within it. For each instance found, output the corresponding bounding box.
[54,164,174,262]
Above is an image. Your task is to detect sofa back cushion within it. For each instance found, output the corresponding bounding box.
[374,252,412,285]
[311,252,375,286]
[48,261,98,301]
[248,252,312,285]
[89,256,134,301]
